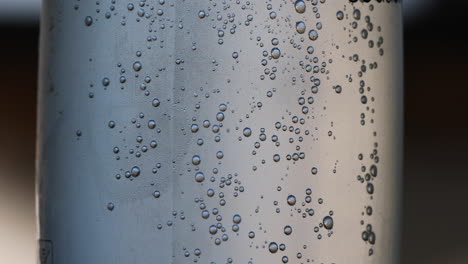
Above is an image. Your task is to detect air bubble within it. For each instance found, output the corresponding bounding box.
[294,0,306,14]
[192,155,201,165]
[336,11,344,20]
[323,216,334,230]
[287,195,296,206]
[308,30,318,41]
[198,10,206,19]
[269,242,279,253]
[195,172,205,182]
[84,16,93,26]
[131,166,140,177]
[271,48,281,59]
[296,21,306,34]
[243,127,252,137]
[133,61,142,71]
[233,214,242,224]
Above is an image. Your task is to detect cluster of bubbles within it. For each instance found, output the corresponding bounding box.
[357,144,380,255]
[71,0,397,262]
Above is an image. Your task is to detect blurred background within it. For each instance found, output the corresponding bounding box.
[0,0,467,263]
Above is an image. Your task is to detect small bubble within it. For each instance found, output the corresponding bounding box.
[148,120,156,129]
[243,127,252,137]
[84,16,93,26]
[323,216,334,230]
[219,104,227,112]
[152,98,161,107]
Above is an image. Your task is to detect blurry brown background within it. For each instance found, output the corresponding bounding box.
[0,1,467,263]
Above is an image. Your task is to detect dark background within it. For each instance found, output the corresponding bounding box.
[0,1,467,263]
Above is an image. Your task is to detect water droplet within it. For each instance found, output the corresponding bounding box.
[273,154,281,162]
[153,191,161,198]
[191,124,199,133]
[269,242,279,253]
[216,112,225,121]
[131,166,141,177]
[370,165,377,177]
[311,167,318,175]
[195,172,205,182]
[308,29,318,41]
[84,16,93,26]
[192,155,201,165]
[353,9,361,20]
[198,10,206,19]
[243,127,252,137]
[133,61,142,71]
[148,120,156,129]
[269,11,277,19]
[284,225,293,235]
[233,214,242,224]
[152,98,161,107]
[271,48,281,59]
[209,225,217,235]
[336,11,344,20]
[287,195,296,206]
